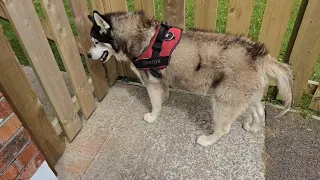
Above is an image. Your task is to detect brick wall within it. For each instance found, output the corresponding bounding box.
[0,92,45,180]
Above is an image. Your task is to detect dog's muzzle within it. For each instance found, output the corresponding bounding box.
[100,51,109,63]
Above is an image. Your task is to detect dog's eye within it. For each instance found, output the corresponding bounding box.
[94,42,98,45]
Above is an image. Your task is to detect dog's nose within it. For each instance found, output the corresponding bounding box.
[87,53,92,59]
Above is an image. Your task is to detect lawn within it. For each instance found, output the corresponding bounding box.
[0,0,319,101]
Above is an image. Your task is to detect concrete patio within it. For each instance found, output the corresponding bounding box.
[23,65,320,180]
[54,83,266,180]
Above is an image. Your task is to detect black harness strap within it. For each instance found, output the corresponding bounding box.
[149,22,170,78]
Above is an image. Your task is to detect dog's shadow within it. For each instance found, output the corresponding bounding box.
[133,87,214,134]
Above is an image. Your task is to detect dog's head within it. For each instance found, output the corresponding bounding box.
[87,10,156,63]
[87,11,119,63]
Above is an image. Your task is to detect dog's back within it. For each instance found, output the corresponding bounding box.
[163,30,267,95]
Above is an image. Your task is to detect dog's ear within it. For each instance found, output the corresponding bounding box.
[87,14,95,24]
[93,11,110,33]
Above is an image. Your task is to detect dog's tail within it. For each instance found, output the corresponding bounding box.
[261,55,293,117]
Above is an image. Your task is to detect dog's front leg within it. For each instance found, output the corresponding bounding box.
[144,82,164,123]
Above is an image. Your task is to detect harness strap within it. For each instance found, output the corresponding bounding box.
[150,22,170,78]
[133,21,182,79]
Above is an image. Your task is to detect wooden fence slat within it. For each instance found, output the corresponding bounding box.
[134,0,155,18]
[0,5,87,55]
[0,25,65,169]
[90,0,122,83]
[1,0,82,141]
[258,0,294,96]
[163,0,185,29]
[194,0,218,31]
[290,0,320,105]
[258,0,294,57]
[69,0,109,101]
[310,85,320,111]
[226,0,254,35]
[41,0,96,119]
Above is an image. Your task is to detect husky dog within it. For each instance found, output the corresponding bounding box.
[87,11,293,147]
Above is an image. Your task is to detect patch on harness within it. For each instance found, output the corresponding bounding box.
[133,21,182,78]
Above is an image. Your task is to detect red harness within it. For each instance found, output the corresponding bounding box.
[133,21,182,78]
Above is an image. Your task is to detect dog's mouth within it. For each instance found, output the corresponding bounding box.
[100,51,109,63]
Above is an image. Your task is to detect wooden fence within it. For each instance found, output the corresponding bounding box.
[0,0,319,169]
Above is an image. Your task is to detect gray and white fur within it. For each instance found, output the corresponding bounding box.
[87,11,293,147]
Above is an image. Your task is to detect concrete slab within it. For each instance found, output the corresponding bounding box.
[265,106,320,180]
[55,83,140,180]
[22,66,75,120]
[81,86,266,180]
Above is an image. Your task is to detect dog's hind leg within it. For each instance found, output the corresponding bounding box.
[244,90,265,133]
[144,82,164,123]
[162,81,169,102]
[197,97,248,147]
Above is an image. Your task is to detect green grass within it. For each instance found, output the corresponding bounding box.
[0,0,319,113]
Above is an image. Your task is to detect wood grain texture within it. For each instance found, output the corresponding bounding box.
[163,0,185,29]
[69,0,109,101]
[194,0,218,31]
[41,0,96,119]
[310,85,320,111]
[134,0,155,18]
[0,25,65,170]
[0,5,86,54]
[226,0,254,35]
[290,0,320,105]
[1,0,82,141]
[258,0,294,57]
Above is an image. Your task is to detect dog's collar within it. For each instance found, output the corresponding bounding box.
[133,21,183,78]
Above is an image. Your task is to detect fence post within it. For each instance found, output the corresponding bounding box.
[194,0,218,31]
[0,25,65,170]
[41,0,96,119]
[163,0,185,30]
[226,0,254,35]
[0,0,82,141]
[290,0,320,105]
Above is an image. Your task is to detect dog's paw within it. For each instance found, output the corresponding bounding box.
[143,113,157,123]
[243,123,259,133]
[197,134,214,147]
[163,92,170,102]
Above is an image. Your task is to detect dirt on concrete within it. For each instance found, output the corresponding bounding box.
[265,105,320,180]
